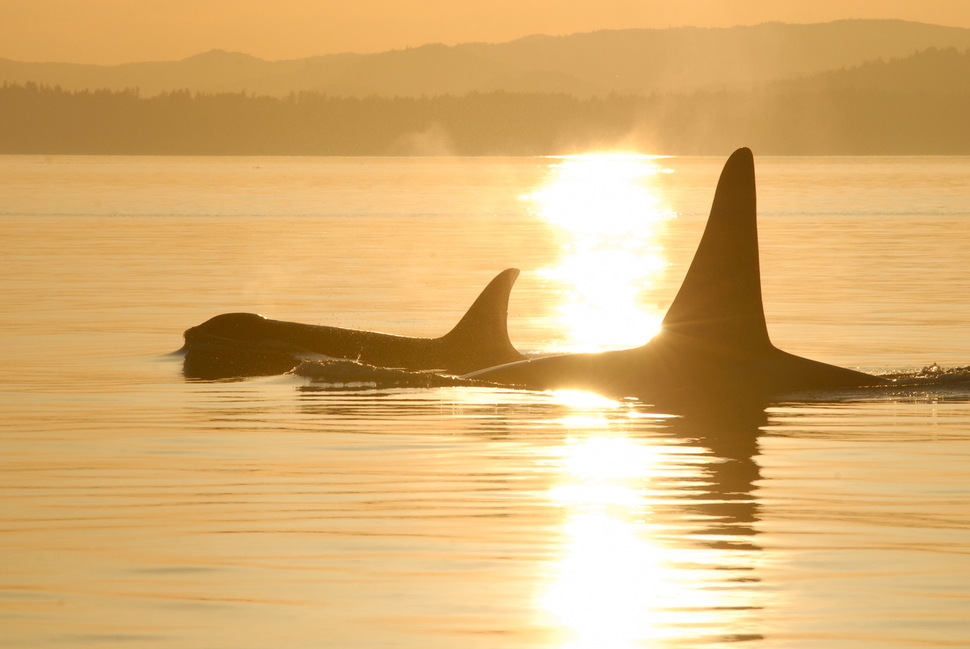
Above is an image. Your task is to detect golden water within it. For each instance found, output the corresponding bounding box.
[1,154,969,648]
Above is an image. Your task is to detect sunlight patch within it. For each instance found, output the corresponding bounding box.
[526,153,673,351]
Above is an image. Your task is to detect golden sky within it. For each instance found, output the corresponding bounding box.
[3,0,970,65]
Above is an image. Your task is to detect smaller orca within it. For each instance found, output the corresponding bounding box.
[465,149,893,406]
[181,268,524,380]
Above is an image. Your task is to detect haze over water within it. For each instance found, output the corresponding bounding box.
[1,154,970,647]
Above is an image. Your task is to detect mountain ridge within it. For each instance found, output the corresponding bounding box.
[4,20,970,98]
[3,46,969,155]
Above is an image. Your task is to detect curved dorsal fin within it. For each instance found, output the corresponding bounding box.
[441,268,523,363]
[658,148,772,353]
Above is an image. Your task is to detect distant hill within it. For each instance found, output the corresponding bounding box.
[3,47,969,155]
[3,20,970,98]
[655,47,970,154]
[770,45,970,94]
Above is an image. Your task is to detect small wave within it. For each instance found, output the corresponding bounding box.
[293,359,490,391]
[880,363,970,386]
[793,364,970,404]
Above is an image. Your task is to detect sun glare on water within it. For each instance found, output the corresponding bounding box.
[526,153,672,352]
[540,433,692,648]
[526,392,765,647]
[536,426,762,647]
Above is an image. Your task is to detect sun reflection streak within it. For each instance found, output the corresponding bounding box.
[538,427,762,648]
[544,511,664,649]
[541,435,670,648]
[549,389,622,410]
[526,154,673,352]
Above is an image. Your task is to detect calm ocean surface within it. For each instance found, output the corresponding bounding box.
[1,154,969,648]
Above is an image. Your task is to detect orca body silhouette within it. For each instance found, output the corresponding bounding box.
[182,268,524,379]
[466,149,890,404]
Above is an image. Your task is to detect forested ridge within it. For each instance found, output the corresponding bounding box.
[5,20,970,99]
[3,48,970,155]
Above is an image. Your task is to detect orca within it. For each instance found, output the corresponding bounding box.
[465,148,891,405]
[182,268,524,380]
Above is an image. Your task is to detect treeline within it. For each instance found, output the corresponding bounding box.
[4,84,630,155]
[2,81,970,155]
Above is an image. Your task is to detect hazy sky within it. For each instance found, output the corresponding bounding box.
[3,0,970,65]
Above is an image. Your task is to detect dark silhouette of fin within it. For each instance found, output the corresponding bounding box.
[659,147,771,355]
[440,268,521,366]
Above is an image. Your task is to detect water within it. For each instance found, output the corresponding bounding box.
[1,154,969,648]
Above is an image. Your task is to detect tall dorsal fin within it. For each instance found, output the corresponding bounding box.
[441,268,523,362]
[658,148,772,353]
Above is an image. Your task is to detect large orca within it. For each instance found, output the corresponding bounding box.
[182,268,524,380]
[465,149,892,405]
